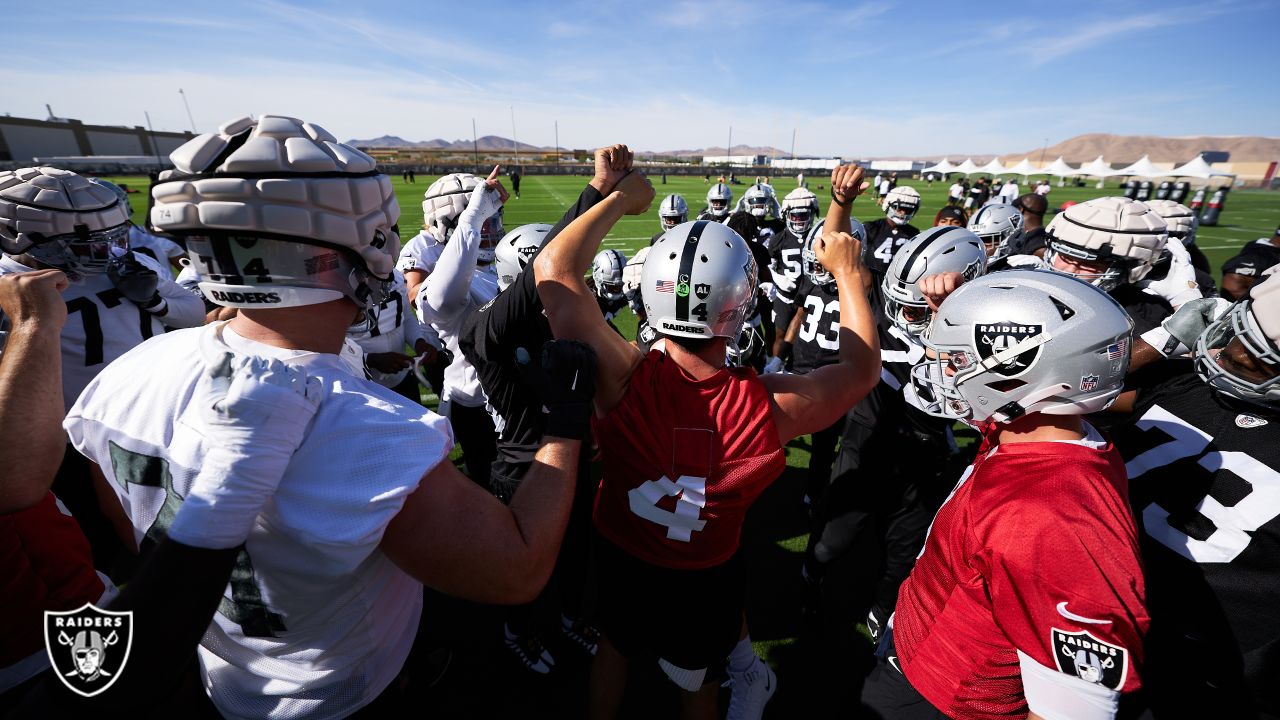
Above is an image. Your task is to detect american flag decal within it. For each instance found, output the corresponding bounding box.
[655,280,676,293]
[1106,339,1128,360]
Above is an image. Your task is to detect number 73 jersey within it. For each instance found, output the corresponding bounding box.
[592,349,786,569]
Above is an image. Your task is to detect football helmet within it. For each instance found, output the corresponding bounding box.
[592,248,628,302]
[782,188,820,237]
[966,203,1024,260]
[883,186,921,226]
[422,173,503,264]
[642,220,756,339]
[1194,277,1280,408]
[88,178,134,221]
[0,167,131,278]
[1043,197,1167,292]
[706,183,733,218]
[908,269,1133,423]
[1144,198,1199,247]
[659,194,689,231]
[802,217,867,286]
[150,115,399,310]
[739,183,779,218]
[494,223,551,291]
[882,226,988,337]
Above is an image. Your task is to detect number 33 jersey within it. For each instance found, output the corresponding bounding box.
[593,348,786,569]
[64,324,453,720]
[1112,361,1280,714]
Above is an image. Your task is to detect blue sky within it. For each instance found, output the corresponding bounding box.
[2,0,1276,157]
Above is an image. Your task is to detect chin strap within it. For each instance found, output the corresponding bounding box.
[991,383,1072,423]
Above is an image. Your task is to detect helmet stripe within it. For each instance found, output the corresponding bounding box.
[675,220,708,321]
[903,225,961,276]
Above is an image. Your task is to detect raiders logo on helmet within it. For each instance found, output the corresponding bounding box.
[974,322,1044,378]
[1051,628,1127,690]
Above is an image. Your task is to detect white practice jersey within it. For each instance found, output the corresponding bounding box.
[65,323,452,720]
[348,270,429,388]
[127,225,184,280]
[0,253,201,412]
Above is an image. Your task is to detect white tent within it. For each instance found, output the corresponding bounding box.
[976,158,1008,175]
[1075,156,1118,178]
[1113,155,1169,179]
[1168,155,1236,180]
[1041,157,1077,177]
[1005,158,1040,177]
[921,158,955,174]
[951,158,981,176]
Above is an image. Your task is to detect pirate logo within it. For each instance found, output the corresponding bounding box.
[1051,628,1127,690]
[974,322,1044,378]
[44,603,133,697]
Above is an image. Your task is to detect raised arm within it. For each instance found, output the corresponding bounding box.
[420,166,507,323]
[822,164,874,294]
[535,152,654,413]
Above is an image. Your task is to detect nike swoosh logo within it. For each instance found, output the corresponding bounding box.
[1056,601,1111,625]
[888,656,901,674]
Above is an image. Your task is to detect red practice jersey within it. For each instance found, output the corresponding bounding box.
[593,349,786,569]
[893,433,1149,719]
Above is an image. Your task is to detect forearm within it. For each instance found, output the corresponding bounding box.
[0,325,67,512]
[1129,338,1164,372]
[154,277,206,328]
[422,224,480,320]
[834,270,880,389]
[505,436,581,592]
[535,195,628,314]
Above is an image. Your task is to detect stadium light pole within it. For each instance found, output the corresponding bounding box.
[472,118,479,173]
[790,128,796,160]
[727,126,732,166]
[178,88,197,133]
[510,106,518,169]
[144,111,163,169]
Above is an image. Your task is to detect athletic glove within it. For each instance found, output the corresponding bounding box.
[538,339,597,441]
[762,355,785,374]
[1139,240,1202,308]
[1139,297,1233,359]
[107,254,166,314]
[167,326,325,549]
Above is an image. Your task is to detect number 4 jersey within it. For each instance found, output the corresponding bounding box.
[593,348,786,569]
[1111,361,1280,716]
[64,323,453,720]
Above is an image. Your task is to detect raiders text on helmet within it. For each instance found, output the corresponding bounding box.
[1043,196,1168,292]
[966,203,1025,260]
[150,115,400,311]
[0,167,131,277]
[882,225,988,336]
[494,223,551,291]
[642,220,756,339]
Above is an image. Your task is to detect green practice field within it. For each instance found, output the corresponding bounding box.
[99,171,1280,716]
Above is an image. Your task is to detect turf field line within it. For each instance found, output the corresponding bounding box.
[531,176,572,208]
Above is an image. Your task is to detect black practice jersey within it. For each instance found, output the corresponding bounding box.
[1112,361,1280,716]
[1109,284,1173,336]
[789,274,841,374]
[459,184,605,484]
[862,218,920,281]
[768,227,806,300]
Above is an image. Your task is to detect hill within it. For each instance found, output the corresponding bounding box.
[346,135,550,152]
[1002,133,1280,164]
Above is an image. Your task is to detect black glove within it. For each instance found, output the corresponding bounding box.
[108,254,164,312]
[538,340,597,440]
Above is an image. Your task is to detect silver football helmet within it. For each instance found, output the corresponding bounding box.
[592,248,628,302]
[0,167,131,278]
[1043,196,1167,292]
[1144,198,1199,247]
[966,203,1025,260]
[706,183,733,218]
[739,183,778,218]
[782,188,820,237]
[1194,277,1280,408]
[642,220,756,339]
[494,223,551,291]
[422,172,503,263]
[882,226,988,337]
[908,269,1134,423]
[659,194,689,231]
[802,217,867,286]
[883,186,921,226]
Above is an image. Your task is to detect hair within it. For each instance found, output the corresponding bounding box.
[725,211,759,243]
[1015,193,1047,217]
[934,206,968,226]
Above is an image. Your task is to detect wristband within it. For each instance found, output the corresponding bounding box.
[830,188,852,208]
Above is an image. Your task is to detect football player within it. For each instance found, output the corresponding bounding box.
[768,189,821,367]
[1218,226,1280,301]
[536,162,881,720]
[88,178,185,280]
[698,182,733,220]
[589,248,629,336]
[735,182,784,235]
[1142,199,1216,297]
[1107,278,1280,718]
[864,270,1149,720]
[60,115,594,717]
[346,268,440,400]
[652,194,689,245]
[966,202,1025,268]
[862,185,922,279]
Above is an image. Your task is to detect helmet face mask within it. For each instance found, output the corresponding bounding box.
[1045,239,1128,292]
[882,226,987,338]
[883,186,922,227]
[25,222,130,278]
[966,203,1024,260]
[1194,299,1280,407]
[706,183,733,218]
[659,194,689,231]
[1043,196,1167,293]
[591,249,628,302]
[782,188,820,237]
[476,211,504,265]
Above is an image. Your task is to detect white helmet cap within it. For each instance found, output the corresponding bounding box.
[659,194,689,231]
[966,203,1025,260]
[592,249,628,302]
[706,183,733,218]
[422,173,503,263]
[909,269,1133,423]
[642,220,756,339]
[882,225,987,337]
[1144,198,1199,247]
[884,186,921,226]
[0,167,130,277]
[1194,277,1280,407]
[1044,196,1167,291]
[782,188,820,237]
[494,223,551,291]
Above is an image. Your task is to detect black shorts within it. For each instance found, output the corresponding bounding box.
[594,532,744,680]
[861,628,950,719]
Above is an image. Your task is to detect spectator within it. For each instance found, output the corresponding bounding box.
[998,177,1019,204]
[510,167,521,199]
[947,178,964,206]
[1013,192,1049,256]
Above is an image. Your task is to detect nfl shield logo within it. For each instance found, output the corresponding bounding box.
[44,603,133,697]
[1080,374,1100,392]
[974,322,1044,378]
